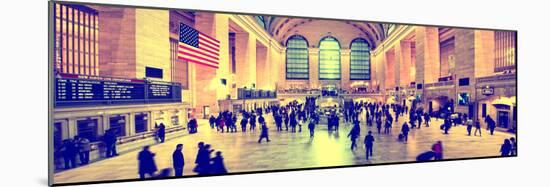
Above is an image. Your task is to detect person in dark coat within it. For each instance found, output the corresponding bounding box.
[364,131,375,160]
[138,146,157,179]
[376,117,382,134]
[60,139,77,169]
[172,144,185,177]
[500,139,512,156]
[275,113,283,131]
[486,116,496,135]
[194,143,213,175]
[401,122,410,142]
[443,118,452,134]
[308,119,316,138]
[75,135,91,165]
[424,113,431,127]
[466,118,473,136]
[474,118,482,136]
[510,137,517,156]
[103,129,118,158]
[284,113,289,131]
[158,123,166,143]
[258,124,270,143]
[416,113,423,129]
[249,114,257,132]
[347,124,360,150]
[209,115,216,129]
[210,151,228,175]
[290,111,297,132]
[384,118,392,134]
[193,142,205,174]
[240,116,248,132]
[215,115,222,132]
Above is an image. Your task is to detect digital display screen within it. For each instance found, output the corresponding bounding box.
[55,74,181,107]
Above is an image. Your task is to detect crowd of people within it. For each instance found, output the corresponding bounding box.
[500,137,517,156]
[55,96,517,176]
[137,142,228,179]
[57,135,91,169]
[56,128,117,170]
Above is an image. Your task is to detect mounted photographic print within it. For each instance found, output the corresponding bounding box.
[48,0,517,186]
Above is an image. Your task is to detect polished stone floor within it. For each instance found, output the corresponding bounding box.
[53,111,516,184]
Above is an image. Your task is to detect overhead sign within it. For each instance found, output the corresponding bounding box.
[482,86,494,95]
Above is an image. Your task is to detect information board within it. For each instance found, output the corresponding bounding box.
[55,74,182,107]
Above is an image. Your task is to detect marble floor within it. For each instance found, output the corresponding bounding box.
[53,111,516,184]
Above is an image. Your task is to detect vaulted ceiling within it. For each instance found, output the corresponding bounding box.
[254,16,393,49]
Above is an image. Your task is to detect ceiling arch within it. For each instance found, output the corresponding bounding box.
[255,17,388,49]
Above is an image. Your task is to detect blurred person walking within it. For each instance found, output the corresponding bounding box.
[138,146,158,179]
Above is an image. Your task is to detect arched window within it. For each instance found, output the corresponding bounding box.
[286,35,309,79]
[319,36,341,80]
[350,38,371,80]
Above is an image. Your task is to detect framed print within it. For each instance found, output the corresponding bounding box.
[48,0,518,185]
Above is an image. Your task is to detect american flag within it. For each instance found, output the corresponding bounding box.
[178,23,220,69]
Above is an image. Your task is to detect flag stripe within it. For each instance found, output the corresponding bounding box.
[199,34,220,48]
[178,51,219,65]
[198,32,220,44]
[193,44,219,57]
[178,55,218,68]
[179,44,219,60]
[199,39,220,52]
[178,56,219,69]
[198,42,220,56]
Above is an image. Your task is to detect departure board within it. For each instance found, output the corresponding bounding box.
[147,82,173,100]
[55,74,182,107]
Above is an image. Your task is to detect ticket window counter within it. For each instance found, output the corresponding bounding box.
[76,118,100,142]
[134,113,149,134]
[109,115,127,137]
[171,116,180,126]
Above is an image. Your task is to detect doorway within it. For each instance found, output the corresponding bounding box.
[497,111,510,128]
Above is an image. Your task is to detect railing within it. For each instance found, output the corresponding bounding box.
[341,90,381,95]
[476,73,516,84]
[277,89,321,95]
[82,125,186,152]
